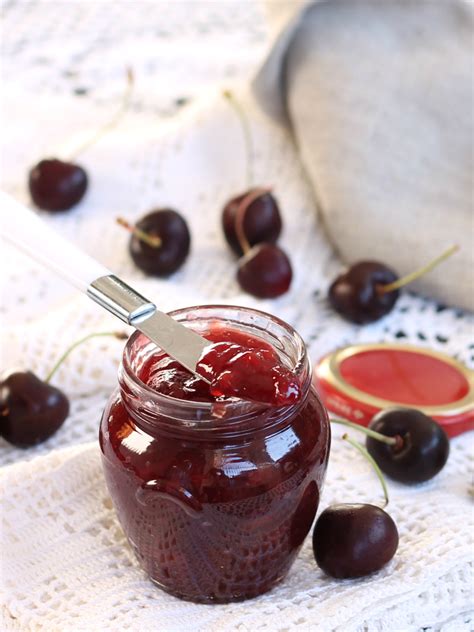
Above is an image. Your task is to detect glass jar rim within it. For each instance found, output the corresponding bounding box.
[119,304,311,429]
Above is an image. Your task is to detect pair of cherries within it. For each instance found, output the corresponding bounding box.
[312,408,450,579]
[222,188,292,298]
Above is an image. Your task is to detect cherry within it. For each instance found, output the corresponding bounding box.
[328,246,459,324]
[0,332,126,448]
[28,68,133,213]
[313,503,399,579]
[366,408,450,484]
[118,210,191,276]
[328,261,399,324]
[220,90,292,298]
[237,243,292,298]
[29,159,88,212]
[222,188,282,256]
[0,372,69,447]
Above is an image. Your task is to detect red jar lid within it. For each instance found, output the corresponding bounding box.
[314,343,474,437]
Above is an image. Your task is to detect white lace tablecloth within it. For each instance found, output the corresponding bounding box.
[1,2,473,630]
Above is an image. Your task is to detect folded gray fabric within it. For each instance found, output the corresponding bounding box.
[255,0,473,311]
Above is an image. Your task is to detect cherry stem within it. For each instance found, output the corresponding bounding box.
[378,244,459,294]
[68,67,134,161]
[116,217,162,248]
[223,89,253,189]
[234,187,271,255]
[45,332,128,383]
[330,417,399,447]
[342,433,390,508]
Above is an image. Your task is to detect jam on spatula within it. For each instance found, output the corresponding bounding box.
[197,341,301,405]
[139,327,301,406]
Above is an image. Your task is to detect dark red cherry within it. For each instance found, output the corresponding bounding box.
[28,159,88,212]
[237,243,292,298]
[222,188,282,256]
[366,408,450,484]
[328,247,459,325]
[128,209,191,277]
[0,371,69,447]
[313,503,399,579]
[328,261,399,324]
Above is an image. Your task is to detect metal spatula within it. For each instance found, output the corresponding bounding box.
[0,192,210,381]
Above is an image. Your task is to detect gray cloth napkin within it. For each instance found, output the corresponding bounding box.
[254,0,473,311]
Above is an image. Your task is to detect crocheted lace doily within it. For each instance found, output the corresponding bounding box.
[1,3,473,629]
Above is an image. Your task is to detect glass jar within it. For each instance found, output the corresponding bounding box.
[99,305,330,603]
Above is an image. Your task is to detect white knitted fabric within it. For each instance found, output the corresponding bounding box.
[1,2,473,630]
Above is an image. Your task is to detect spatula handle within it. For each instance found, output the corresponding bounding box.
[0,192,110,292]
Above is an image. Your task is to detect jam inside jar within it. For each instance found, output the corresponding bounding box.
[99,306,330,603]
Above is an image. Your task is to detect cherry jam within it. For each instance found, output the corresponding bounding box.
[141,327,302,406]
[99,306,330,603]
